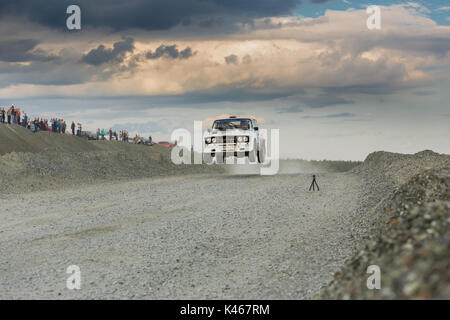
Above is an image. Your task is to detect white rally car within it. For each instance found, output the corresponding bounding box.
[203,116,265,163]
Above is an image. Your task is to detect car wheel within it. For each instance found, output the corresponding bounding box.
[249,142,257,163]
[258,141,265,164]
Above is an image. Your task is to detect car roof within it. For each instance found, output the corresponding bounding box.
[215,118,255,121]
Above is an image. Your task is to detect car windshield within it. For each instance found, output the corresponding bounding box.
[213,119,250,130]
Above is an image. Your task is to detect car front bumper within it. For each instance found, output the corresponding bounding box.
[204,142,254,155]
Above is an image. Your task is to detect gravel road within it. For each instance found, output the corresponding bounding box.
[0,172,365,299]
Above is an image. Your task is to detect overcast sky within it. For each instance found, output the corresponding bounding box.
[0,0,449,160]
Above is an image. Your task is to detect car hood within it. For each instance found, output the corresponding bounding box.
[206,129,249,136]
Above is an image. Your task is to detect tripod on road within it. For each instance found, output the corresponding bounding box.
[309,174,319,191]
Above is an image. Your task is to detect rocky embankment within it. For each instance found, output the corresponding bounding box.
[0,124,222,194]
[317,150,450,299]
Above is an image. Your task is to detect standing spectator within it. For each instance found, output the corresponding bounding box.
[109,128,113,141]
[11,105,16,124]
[7,105,13,124]
[16,108,21,125]
[62,121,66,133]
[0,107,5,123]
[101,128,105,140]
[22,113,28,127]
[71,121,75,135]
[96,128,100,140]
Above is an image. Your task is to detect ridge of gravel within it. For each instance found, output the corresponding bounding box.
[0,149,224,195]
[316,150,450,299]
[0,124,224,194]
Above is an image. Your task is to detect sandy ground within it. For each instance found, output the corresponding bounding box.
[0,172,365,299]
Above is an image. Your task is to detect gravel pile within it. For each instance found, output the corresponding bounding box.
[317,151,450,299]
[0,124,98,155]
[0,148,223,194]
[0,124,224,194]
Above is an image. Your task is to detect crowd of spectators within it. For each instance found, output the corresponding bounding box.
[0,104,83,136]
[1,104,157,146]
[95,128,119,141]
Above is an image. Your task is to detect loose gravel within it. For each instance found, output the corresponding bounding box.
[0,172,368,299]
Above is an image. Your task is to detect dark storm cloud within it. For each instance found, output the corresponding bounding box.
[0,59,95,87]
[0,39,58,62]
[276,93,355,113]
[116,86,288,106]
[323,83,411,95]
[224,54,238,65]
[81,37,135,66]
[25,83,288,106]
[413,90,436,96]
[301,112,356,119]
[0,0,303,31]
[301,94,355,108]
[176,85,290,104]
[242,55,252,64]
[277,105,303,113]
[146,45,195,60]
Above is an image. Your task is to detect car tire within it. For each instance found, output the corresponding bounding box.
[249,142,257,163]
[258,141,265,164]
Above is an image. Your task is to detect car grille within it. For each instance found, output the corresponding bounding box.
[216,136,236,144]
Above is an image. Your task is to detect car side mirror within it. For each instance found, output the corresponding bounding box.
[254,127,259,131]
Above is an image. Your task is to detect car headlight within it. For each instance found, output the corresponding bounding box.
[237,136,243,142]
[205,137,212,144]
[244,136,249,142]
[212,137,217,143]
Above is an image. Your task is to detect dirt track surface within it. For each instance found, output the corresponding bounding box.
[0,172,365,299]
